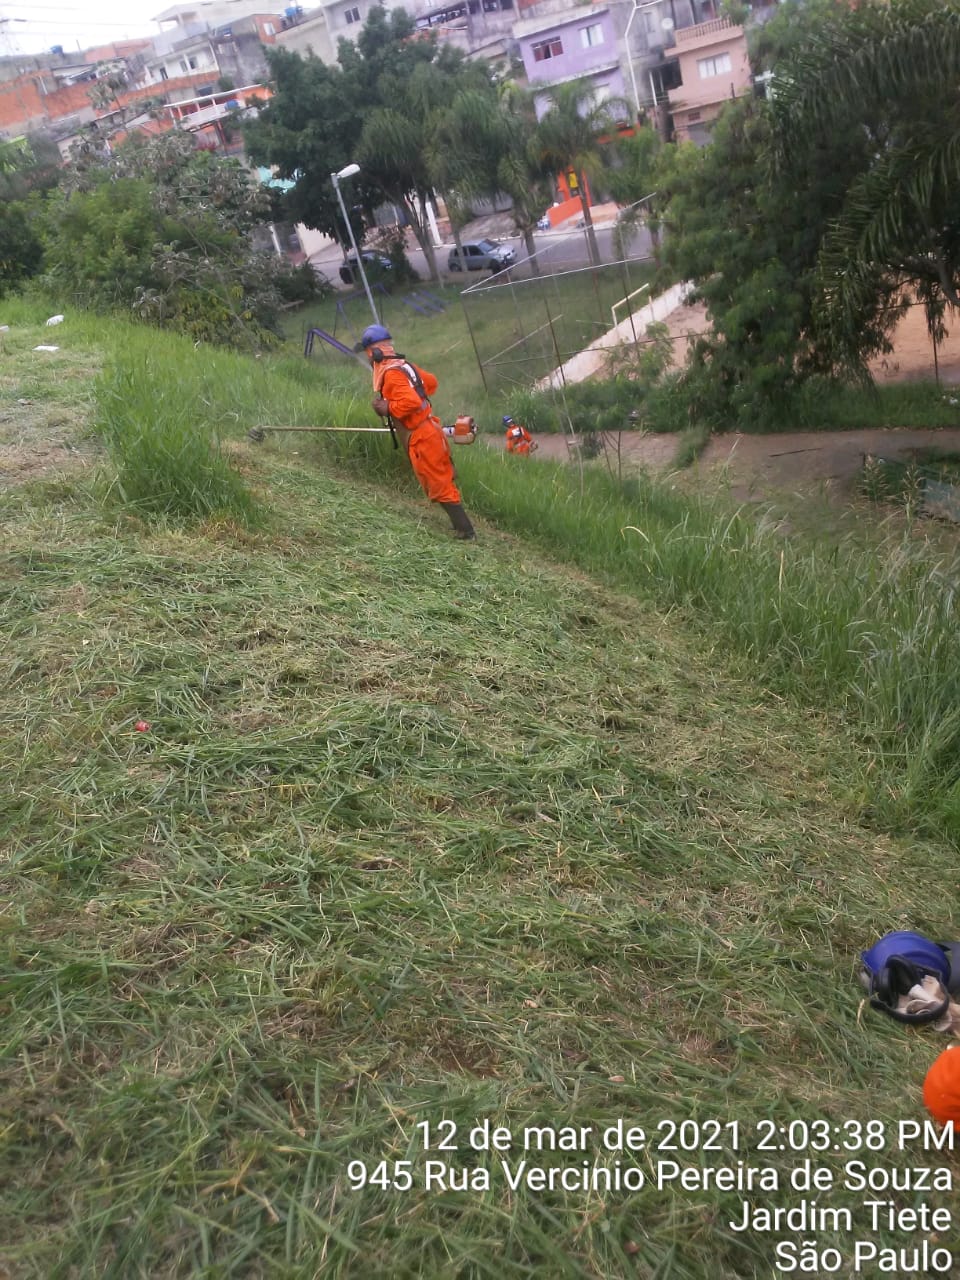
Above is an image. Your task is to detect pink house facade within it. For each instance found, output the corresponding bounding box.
[665,17,751,144]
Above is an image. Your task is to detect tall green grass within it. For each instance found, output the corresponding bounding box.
[96,357,259,521]
[91,327,395,522]
[5,468,950,1278]
[441,448,960,841]
[62,313,960,843]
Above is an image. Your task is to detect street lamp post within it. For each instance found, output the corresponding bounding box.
[330,162,378,324]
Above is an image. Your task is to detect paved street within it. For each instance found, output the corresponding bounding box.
[309,207,655,290]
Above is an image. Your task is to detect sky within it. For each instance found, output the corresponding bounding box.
[0,0,164,57]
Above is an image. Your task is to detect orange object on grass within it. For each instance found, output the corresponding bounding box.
[923,1045,960,1127]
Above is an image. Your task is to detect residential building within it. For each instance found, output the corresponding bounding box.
[136,15,282,89]
[514,5,626,116]
[664,16,750,143]
[412,0,516,62]
[152,0,295,35]
[139,26,221,85]
[272,0,375,62]
[163,81,270,151]
[619,0,717,121]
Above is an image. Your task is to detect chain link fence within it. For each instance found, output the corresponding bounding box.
[458,230,657,398]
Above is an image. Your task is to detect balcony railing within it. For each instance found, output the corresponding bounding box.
[674,17,734,44]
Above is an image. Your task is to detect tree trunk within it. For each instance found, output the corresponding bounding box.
[648,215,662,269]
[395,190,441,283]
[578,181,601,267]
[452,222,466,273]
[522,226,540,277]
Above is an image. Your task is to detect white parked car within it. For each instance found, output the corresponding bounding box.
[448,239,516,272]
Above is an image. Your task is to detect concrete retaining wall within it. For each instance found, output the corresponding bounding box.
[536,280,693,390]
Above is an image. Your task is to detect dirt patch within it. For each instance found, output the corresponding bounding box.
[505,300,960,504]
[0,439,96,488]
[0,350,102,492]
[695,427,960,506]
[869,302,960,385]
[502,426,960,499]
[651,297,960,387]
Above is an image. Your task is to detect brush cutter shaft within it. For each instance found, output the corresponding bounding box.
[257,425,395,433]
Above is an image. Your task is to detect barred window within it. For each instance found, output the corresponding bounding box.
[532,37,563,61]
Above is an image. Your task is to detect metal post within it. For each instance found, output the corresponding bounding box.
[461,296,489,395]
[331,166,378,324]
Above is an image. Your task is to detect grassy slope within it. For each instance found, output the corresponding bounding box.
[2,308,959,1278]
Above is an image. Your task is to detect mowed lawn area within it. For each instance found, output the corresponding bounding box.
[2,308,959,1278]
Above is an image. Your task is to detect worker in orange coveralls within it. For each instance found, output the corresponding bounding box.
[358,324,476,541]
[503,414,537,456]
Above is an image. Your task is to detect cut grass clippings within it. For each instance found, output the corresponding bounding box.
[4,461,957,1279]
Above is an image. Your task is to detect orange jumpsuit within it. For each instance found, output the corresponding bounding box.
[505,422,535,455]
[374,356,461,504]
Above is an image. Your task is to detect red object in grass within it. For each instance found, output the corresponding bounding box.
[134,720,151,732]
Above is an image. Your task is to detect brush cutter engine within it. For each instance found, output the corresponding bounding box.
[442,414,477,445]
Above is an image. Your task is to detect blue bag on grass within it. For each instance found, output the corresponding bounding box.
[860,931,960,1024]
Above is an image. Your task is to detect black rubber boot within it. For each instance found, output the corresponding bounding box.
[441,502,476,540]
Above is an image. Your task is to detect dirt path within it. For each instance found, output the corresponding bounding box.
[505,300,960,501]
[501,427,960,502]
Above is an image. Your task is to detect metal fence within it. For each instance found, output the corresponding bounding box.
[458,229,656,397]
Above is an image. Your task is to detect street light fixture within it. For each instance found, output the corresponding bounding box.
[330,162,378,324]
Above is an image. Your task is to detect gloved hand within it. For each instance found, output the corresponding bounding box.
[372,396,390,418]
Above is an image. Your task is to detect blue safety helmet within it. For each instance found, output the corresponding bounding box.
[359,324,391,350]
[502,415,514,425]
[861,931,952,986]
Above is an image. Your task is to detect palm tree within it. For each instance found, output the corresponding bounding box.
[426,87,500,274]
[604,124,668,267]
[772,0,960,369]
[492,80,558,272]
[361,57,494,283]
[426,81,556,275]
[534,80,625,266]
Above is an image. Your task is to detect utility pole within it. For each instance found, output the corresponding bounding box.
[0,16,28,57]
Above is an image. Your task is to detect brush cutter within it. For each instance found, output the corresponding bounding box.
[248,414,477,448]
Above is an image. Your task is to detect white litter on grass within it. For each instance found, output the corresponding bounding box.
[33,344,60,352]
[45,314,65,326]
[0,325,9,333]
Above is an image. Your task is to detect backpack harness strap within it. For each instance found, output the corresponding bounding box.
[374,354,435,430]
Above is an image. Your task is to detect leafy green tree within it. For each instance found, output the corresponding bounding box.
[0,136,59,295]
[42,133,323,347]
[660,91,870,426]
[243,44,368,244]
[426,87,500,273]
[356,43,489,280]
[426,80,555,273]
[0,134,61,198]
[604,124,669,265]
[0,138,28,174]
[534,80,624,266]
[749,0,854,76]
[0,201,44,297]
[43,178,167,309]
[772,0,960,374]
[246,9,490,281]
[490,81,559,269]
